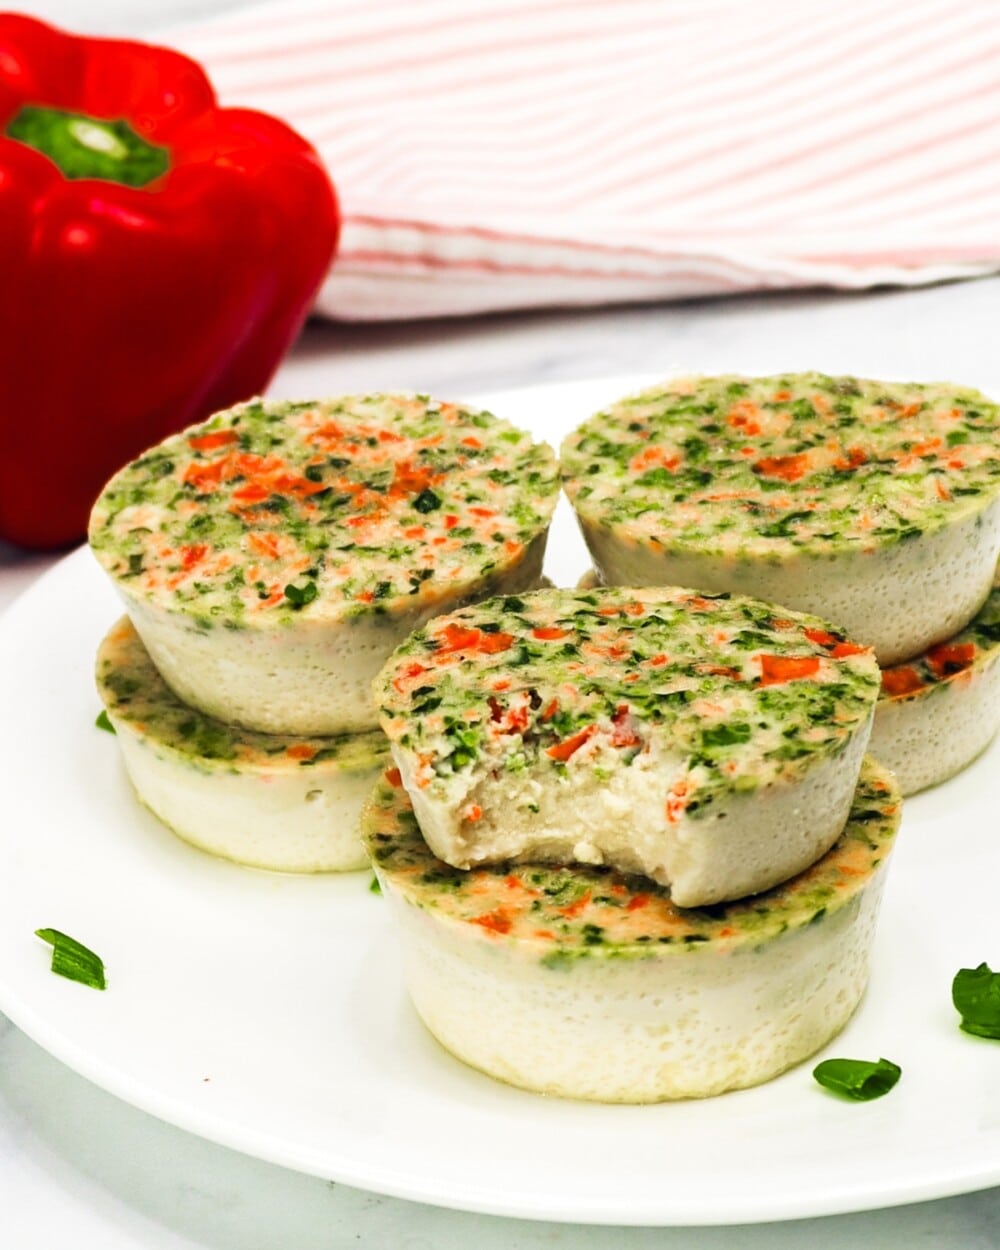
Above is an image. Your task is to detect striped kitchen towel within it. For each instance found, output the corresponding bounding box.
[170,0,1000,321]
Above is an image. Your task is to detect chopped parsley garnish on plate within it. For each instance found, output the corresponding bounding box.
[812,1057,901,1101]
[35,928,106,990]
[952,962,1000,1039]
[95,709,116,733]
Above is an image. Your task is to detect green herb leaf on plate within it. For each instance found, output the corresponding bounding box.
[952,962,1000,1039]
[35,928,106,990]
[369,875,382,895]
[95,709,116,734]
[812,1056,901,1101]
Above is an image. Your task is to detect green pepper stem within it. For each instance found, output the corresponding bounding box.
[5,105,169,188]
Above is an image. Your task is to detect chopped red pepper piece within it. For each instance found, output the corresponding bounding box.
[481,633,517,654]
[880,666,925,698]
[189,430,240,452]
[436,624,484,653]
[179,543,208,569]
[726,401,762,436]
[231,482,272,505]
[757,654,821,686]
[470,909,513,935]
[389,460,438,498]
[286,743,318,761]
[436,622,515,657]
[831,641,869,658]
[540,698,559,721]
[753,453,810,482]
[391,661,427,693]
[556,893,592,918]
[833,446,868,471]
[546,724,597,761]
[0,14,339,549]
[804,628,868,659]
[926,641,976,679]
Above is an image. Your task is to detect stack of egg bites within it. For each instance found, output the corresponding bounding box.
[560,374,1000,797]
[88,393,560,873]
[90,374,1000,1106]
[366,373,1000,1105]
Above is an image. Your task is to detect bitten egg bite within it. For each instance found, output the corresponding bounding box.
[363,757,900,1102]
[374,585,880,908]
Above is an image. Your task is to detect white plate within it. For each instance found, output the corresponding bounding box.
[1,377,1000,1228]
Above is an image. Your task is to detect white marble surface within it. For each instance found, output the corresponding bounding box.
[6,0,1000,1240]
[4,277,1000,1247]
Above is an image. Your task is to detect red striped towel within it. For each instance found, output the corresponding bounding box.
[171,0,1000,321]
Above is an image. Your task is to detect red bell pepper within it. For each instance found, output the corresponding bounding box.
[0,14,340,550]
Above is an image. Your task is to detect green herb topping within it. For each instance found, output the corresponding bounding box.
[952,962,1000,1039]
[561,374,1000,558]
[35,928,106,990]
[362,757,900,959]
[812,1057,901,1101]
[96,617,388,774]
[89,394,558,626]
[284,580,318,610]
[95,709,116,734]
[376,585,880,811]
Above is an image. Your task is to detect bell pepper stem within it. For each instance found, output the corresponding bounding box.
[5,105,169,187]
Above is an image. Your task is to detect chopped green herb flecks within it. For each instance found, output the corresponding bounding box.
[284,580,318,609]
[413,488,441,513]
[95,709,116,734]
[812,1056,901,1101]
[361,758,900,962]
[376,585,880,810]
[88,393,559,625]
[35,928,106,990]
[96,617,388,774]
[701,721,751,749]
[952,962,1000,1039]
[561,373,1000,560]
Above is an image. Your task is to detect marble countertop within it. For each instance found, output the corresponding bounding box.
[4,276,1000,1247]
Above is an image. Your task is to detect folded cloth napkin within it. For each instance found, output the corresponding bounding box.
[171,0,1000,321]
